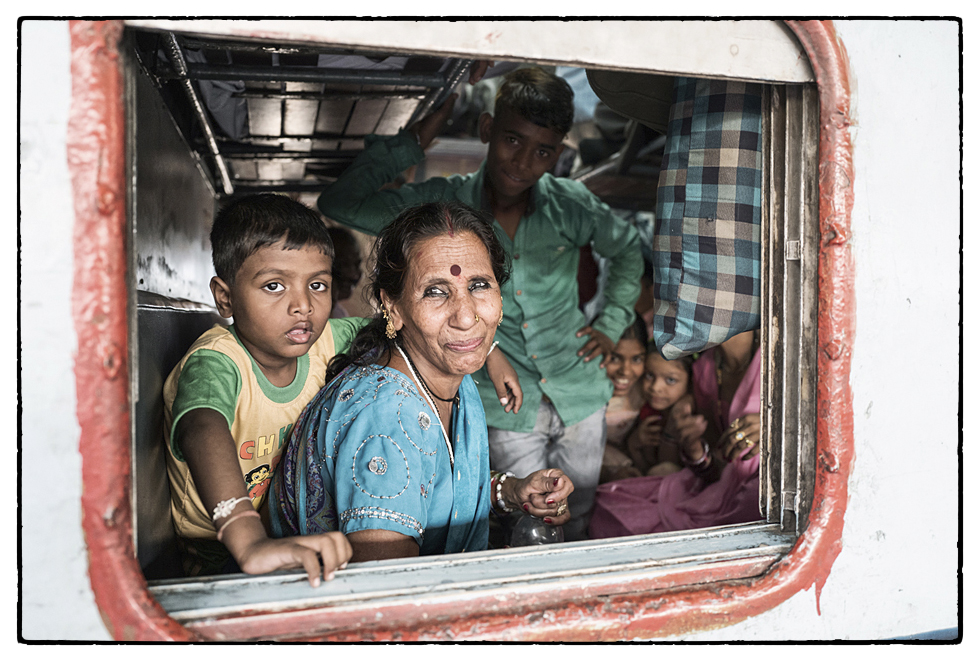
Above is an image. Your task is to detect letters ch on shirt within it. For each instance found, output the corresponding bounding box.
[239,424,293,461]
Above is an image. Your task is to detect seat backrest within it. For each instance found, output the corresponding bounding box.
[134,291,227,580]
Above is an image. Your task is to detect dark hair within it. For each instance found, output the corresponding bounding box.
[647,340,697,376]
[210,194,334,284]
[620,316,649,345]
[326,201,510,382]
[495,67,575,136]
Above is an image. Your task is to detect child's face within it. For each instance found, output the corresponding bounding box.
[479,105,565,202]
[211,241,333,372]
[605,338,646,397]
[641,354,690,411]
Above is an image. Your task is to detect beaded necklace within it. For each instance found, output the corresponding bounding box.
[395,344,456,469]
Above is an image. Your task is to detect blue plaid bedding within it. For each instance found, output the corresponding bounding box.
[652,77,763,359]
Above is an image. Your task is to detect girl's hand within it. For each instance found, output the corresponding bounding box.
[575,325,615,367]
[720,413,761,461]
[663,394,696,440]
[503,469,574,525]
[484,345,523,413]
[627,416,663,471]
[668,400,708,459]
[236,531,353,588]
[634,415,663,448]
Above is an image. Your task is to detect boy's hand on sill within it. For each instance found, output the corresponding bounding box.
[232,524,353,588]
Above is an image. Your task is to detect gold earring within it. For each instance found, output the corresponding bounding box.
[382,306,397,339]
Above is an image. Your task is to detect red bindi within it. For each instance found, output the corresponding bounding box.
[450,264,461,276]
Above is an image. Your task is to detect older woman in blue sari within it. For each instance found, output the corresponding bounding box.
[271,202,573,561]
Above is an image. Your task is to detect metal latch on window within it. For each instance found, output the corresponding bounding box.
[786,240,801,261]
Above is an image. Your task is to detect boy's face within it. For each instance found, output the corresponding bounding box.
[479,105,565,202]
[210,241,333,374]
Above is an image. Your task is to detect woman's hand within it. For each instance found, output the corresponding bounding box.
[484,345,523,413]
[720,413,761,461]
[503,469,574,525]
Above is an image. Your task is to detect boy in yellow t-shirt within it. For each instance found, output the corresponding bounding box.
[163,194,355,584]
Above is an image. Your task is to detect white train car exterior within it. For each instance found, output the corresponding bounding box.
[17,18,963,642]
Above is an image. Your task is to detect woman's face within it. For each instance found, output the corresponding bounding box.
[604,338,646,396]
[384,231,502,382]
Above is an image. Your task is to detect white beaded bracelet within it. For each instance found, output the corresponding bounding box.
[495,471,516,512]
[212,496,251,523]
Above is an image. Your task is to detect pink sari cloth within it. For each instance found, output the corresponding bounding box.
[589,347,762,538]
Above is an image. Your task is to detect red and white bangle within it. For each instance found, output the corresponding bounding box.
[682,440,712,471]
[494,471,516,512]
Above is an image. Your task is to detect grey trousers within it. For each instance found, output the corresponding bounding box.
[488,400,606,541]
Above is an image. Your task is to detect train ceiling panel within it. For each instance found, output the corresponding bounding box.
[130,26,666,211]
[131,28,471,195]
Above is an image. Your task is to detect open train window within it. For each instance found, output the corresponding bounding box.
[74,20,852,640]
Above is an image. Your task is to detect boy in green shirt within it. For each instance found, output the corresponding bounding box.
[318,68,643,540]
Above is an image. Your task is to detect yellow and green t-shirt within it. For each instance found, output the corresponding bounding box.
[163,318,364,549]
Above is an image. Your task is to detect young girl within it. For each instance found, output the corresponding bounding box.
[589,330,762,540]
[598,319,648,483]
[625,350,696,477]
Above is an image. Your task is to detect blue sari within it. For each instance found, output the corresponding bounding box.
[271,364,490,555]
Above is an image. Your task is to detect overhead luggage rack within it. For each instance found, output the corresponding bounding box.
[131,28,472,195]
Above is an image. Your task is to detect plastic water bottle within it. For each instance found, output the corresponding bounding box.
[509,513,565,546]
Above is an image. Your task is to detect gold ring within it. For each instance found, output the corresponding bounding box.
[555,503,568,516]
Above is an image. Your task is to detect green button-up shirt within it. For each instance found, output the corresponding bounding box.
[318,130,643,432]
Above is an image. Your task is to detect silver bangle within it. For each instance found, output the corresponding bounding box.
[496,471,516,512]
[486,340,499,359]
[212,496,251,522]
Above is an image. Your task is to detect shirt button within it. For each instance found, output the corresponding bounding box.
[523,323,528,329]
[514,253,520,259]
[516,290,522,296]
[531,354,537,359]
[540,378,547,384]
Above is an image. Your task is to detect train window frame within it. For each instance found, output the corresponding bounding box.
[70,19,855,641]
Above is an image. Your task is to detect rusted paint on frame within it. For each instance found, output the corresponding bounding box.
[69,19,196,641]
[75,19,854,641]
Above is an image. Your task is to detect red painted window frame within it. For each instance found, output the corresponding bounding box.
[70,19,854,641]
